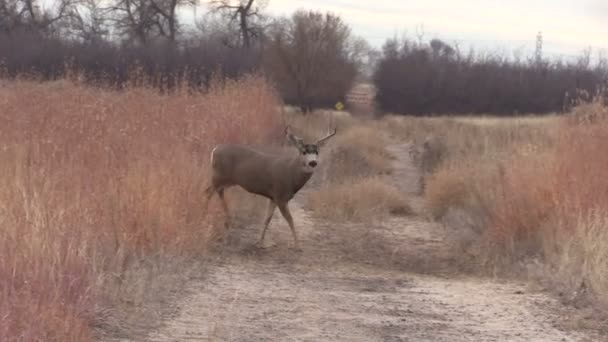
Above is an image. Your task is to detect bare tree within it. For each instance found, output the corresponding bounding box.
[264,10,362,111]
[68,0,109,43]
[149,0,197,42]
[194,10,240,47]
[105,0,159,44]
[0,0,79,35]
[208,0,267,48]
[105,0,195,44]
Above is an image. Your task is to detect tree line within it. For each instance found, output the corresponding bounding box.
[1,0,606,115]
[374,38,607,115]
[0,0,366,111]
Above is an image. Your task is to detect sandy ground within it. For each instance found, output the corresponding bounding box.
[106,144,605,342]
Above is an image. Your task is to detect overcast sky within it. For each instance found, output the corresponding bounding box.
[259,0,608,60]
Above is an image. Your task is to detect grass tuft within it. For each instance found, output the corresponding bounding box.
[308,177,411,222]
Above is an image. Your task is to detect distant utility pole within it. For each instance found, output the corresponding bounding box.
[535,31,543,65]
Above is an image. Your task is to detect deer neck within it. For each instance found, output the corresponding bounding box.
[289,155,313,195]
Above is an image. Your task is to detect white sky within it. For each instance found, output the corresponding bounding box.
[259,0,608,60]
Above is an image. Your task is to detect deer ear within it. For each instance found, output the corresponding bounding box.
[287,133,305,151]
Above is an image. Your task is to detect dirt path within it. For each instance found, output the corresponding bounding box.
[110,143,604,342]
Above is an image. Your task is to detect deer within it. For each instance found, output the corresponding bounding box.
[203,125,337,251]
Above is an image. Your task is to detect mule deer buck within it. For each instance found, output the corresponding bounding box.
[203,125,337,251]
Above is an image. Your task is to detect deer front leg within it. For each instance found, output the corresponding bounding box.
[257,199,276,247]
[277,202,301,251]
[217,188,231,230]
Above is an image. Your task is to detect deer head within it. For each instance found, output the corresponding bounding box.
[285,125,337,173]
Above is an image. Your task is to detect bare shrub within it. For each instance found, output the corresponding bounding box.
[0,74,281,341]
[264,10,363,111]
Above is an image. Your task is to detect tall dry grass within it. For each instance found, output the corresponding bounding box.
[0,75,282,341]
[489,103,608,306]
[411,103,608,310]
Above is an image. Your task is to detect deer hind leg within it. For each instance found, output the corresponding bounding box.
[258,199,276,247]
[217,187,231,230]
[277,202,301,251]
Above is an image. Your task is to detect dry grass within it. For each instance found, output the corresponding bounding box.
[308,177,410,222]
[413,114,556,240]
[544,210,608,308]
[323,125,394,183]
[302,114,410,222]
[413,102,608,310]
[425,162,473,221]
[380,114,556,168]
[0,74,282,341]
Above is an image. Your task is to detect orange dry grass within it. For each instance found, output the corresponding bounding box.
[485,153,555,262]
[487,107,608,247]
[0,75,282,341]
[417,102,608,305]
[482,102,608,301]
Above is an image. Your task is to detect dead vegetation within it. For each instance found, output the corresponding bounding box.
[386,106,608,325]
[0,75,282,341]
[6,70,608,340]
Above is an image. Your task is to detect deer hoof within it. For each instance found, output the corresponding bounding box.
[255,241,269,249]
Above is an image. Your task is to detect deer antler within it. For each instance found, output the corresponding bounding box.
[315,127,337,146]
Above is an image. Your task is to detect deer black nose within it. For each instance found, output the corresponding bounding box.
[309,161,317,167]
